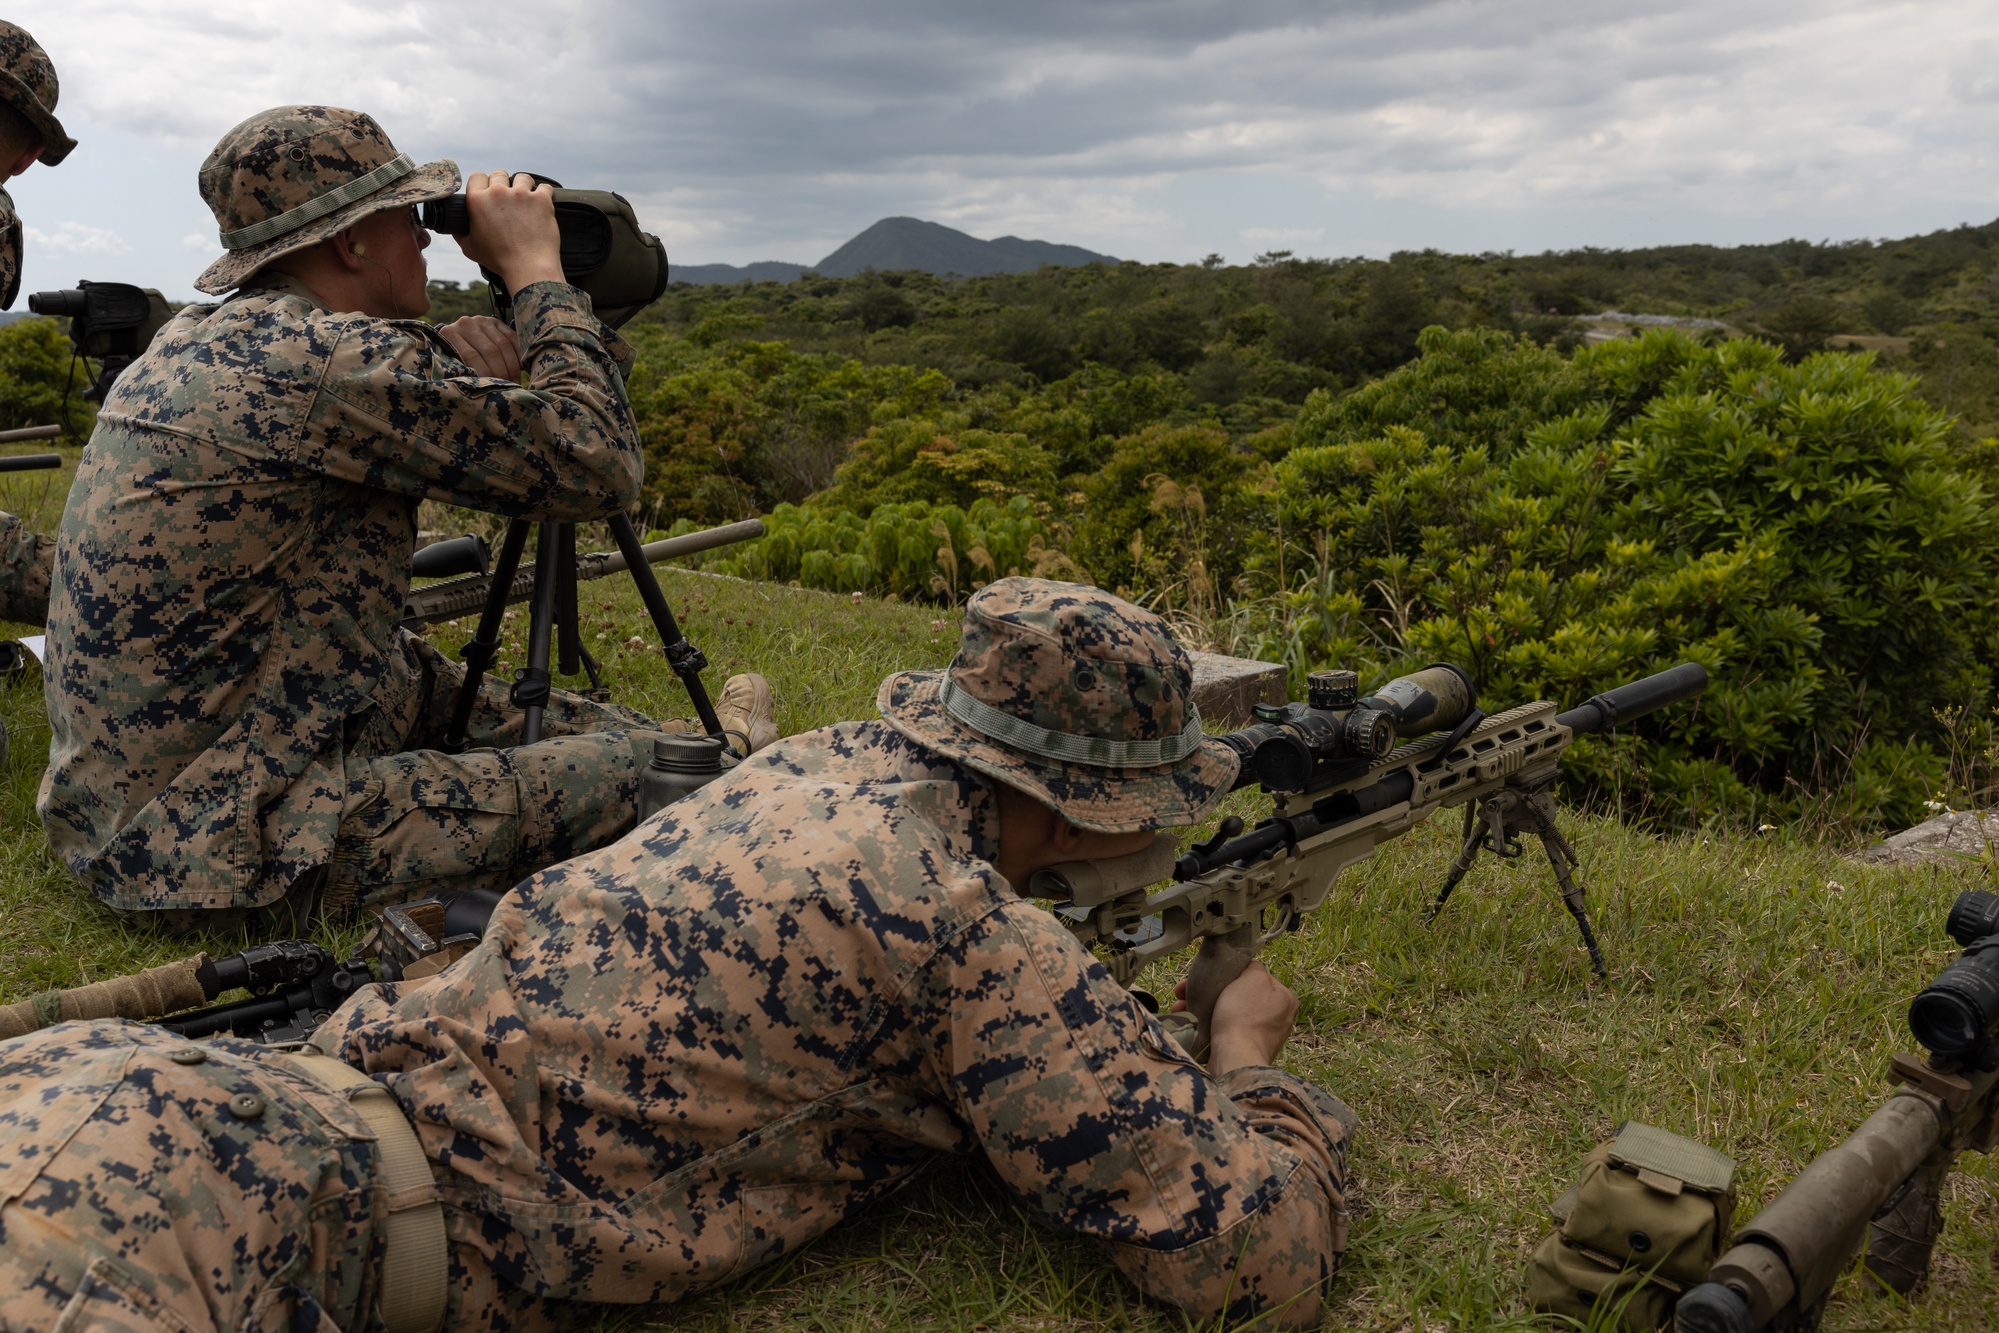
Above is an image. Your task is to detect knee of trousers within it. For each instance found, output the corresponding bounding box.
[327,734,646,908]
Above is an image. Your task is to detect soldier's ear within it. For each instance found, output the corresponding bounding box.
[1048,814,1088,854]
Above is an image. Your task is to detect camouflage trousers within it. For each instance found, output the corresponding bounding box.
[145,634,695,933]
[0,510,51,626]
[0,1021,394,1333]
[321,633,698,917]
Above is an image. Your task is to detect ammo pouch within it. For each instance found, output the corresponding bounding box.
[1527,1122,1737,1331]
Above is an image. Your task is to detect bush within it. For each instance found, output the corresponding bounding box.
[1247,327,1989,829]
[687,495,1072,602]
[0,317,95,436]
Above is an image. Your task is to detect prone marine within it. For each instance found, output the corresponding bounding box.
[0,578,1355,1332]
[36,104,776,929]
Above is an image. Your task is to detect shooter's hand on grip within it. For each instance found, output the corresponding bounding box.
[456,171,564,293]
[1175,951,1299,1074]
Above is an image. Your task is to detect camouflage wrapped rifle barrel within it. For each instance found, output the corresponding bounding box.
[1675,892,1999,1333]
[399,517,764,625]
[1035,662,1709,1053]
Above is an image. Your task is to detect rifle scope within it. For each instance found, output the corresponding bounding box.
[1907,889,1999,1058]
[1219,663,1475,792]
[419,180,670,327]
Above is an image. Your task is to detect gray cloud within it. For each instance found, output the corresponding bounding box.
[15,0,1999,297]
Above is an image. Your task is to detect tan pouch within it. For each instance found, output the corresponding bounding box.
[1563,1122,1736,1288]
[1526,1231,1677,1331]
[1528,1123,1737,1331]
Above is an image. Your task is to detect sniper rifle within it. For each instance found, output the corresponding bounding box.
[1674,891,1999,1332]
[1032,661,1710,1055]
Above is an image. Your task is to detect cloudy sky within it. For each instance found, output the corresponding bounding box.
[13,0,1999,301]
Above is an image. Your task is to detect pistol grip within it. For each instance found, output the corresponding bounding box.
[1185,924,1259,1063]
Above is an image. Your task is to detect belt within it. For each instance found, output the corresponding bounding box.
[284,1050,449,1333]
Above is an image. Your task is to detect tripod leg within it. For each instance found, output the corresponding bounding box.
[556,523,582,678]
[604,512,722,736]
[514,522,561,745]
[1425,801,1487,925]
[445,519,531,752]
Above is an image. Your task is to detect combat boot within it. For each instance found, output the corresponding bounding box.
[715,673,777,757]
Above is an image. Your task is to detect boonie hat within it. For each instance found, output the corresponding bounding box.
[0,22,74,165]
[194,105,460,295]
[878,578,1238,833]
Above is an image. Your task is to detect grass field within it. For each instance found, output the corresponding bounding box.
[1,469,1994,1330]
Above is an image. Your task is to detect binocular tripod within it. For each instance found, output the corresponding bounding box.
[441,512,722,748]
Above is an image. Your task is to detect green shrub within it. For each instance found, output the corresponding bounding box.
[0,317,95,436]
[684,495,1067,602]
[1248,327,1988,829]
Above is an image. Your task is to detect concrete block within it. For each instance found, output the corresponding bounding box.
[1187,650,1288,730]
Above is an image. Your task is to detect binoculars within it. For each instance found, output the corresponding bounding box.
[420,177,670,327]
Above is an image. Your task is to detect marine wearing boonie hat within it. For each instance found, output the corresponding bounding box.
[0,21,73,165]
[877,576,1239,832]
[193,105,460,295]
[0,21,73,312]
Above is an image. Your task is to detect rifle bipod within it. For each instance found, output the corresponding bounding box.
[1423,783,1608,979]
[442,512,724,748]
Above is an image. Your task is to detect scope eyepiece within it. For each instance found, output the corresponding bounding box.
[1946,889,1999,947]
[1908,937,1999,1058]
[27,288,88,318]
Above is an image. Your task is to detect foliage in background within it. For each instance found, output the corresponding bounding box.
[0,317,96,437]
[683,496,1073,601]
[1236,327,1989,829]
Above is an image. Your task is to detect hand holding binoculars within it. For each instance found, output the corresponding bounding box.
[420,175,669,329]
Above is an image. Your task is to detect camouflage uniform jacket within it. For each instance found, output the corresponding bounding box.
[38,274,641,912]
[321,721,1352,1330]
[0,186,19,309]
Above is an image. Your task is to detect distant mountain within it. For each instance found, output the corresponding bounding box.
[671,260,811,286]
[673,217,1117,285]
[814,217,1116,278]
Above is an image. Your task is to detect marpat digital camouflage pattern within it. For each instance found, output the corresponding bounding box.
[878,577,1237,833]
[0,22,73,167]
[318,719,1353,1330]
[0,20,74,311]
[0,508,50,624]
[0,186,19,311]
[38,270,660,916]
[193,106,458,296]
[0,1022,392,1332]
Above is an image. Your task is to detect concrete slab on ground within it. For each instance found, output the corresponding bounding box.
[1187,651,1287,730]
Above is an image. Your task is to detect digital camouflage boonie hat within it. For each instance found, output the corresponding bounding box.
[0,22,74,165]
[194,105,460,294]
[878,577,1238,833]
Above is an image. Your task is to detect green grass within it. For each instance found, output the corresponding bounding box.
[3,539,1996,1331]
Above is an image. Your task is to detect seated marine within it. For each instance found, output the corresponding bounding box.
[37,104,775,928]
[0,579,1354,1332]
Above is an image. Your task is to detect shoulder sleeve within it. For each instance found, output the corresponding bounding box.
[0,190,19,311]
[298,281,642,519]
[915,902,1351,1329]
